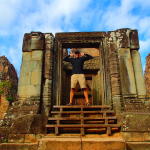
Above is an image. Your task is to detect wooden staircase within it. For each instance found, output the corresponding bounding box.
[46,105,120,136]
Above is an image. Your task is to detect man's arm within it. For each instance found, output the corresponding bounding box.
[63,54,74,62]
[81,53,93,61]
[63,55,71,62]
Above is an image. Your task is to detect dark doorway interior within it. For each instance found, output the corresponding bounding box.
[62,47,104,105]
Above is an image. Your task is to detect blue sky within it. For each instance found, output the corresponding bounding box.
[0,0,150,76]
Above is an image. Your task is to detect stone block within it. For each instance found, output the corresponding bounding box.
[31,71,42,85]
[82,138,125,150]
[126,142,150,150]
[122,113,150,132]
[0,143,38,150]
[122,132,145,142]
[31,51,43,61]
[38,137,81,150]
[24,134,37,143]
[18,85,41,98]
[30,115,47,134]
[130,30,139,50]
[8,134,25,143]
[115,29,130,48]
[10,114,34,134]
[22,52,31,61]
[18,71,31,86]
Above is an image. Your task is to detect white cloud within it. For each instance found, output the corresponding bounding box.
[0,0,150,74]
[140,39,150,52]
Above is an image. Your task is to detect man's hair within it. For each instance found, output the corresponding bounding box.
[74,50,80,54]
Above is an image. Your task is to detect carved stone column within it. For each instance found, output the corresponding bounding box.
[42,33,54,115]
[17,32,45,101]
[131,50,146,97]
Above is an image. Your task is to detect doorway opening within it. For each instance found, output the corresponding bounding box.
[61,46,104,105]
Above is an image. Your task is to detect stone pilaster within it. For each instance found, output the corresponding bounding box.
[42,33,54,115]
[17,32,45,101]
[131,50,146,97]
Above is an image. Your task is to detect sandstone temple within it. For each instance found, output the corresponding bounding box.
[0,28,150,150]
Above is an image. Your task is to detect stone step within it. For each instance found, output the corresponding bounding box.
[38,136,125,150]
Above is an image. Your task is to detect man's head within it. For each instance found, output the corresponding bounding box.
[74,50,80,58]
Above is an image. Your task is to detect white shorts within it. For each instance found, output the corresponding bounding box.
[71,74,86,89]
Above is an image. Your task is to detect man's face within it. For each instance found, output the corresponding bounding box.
[74,53,80,58]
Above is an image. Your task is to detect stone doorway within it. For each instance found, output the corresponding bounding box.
[53,35,109,106]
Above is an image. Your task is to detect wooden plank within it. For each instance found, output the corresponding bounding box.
[48,117,117,120]
[46,124,120,128]
[51,111,115,114]
[106,127,111,136]
[53,105,111,109]
[55,120,60,135]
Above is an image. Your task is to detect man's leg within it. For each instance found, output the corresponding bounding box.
[69,88,75,104]
[83,88,90,104]
[78,74,90,105]
[68,74,77,105]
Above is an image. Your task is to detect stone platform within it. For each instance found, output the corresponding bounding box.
[1,133,150,150]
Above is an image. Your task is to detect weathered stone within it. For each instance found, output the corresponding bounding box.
[116,28,130,48]
[24,134,37,143]
[82,137,125,150]
[8,134,25,143]
[0,143,38,150]
[118,48,137,95]
[126,142,150,150]
[23,32,45,52]
[131,50,146,96]
[38,137,81,150]
[0,56,18,119]
[18,50,43,100]
[145,54,150,96]
[130,30,139,50]
[122,132,150,142]
[122,113,150,132]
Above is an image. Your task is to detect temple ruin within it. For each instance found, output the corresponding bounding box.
[18,28,146,112]
[0,28,150,150]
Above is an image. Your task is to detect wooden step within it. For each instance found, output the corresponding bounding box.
[51,111,115,114]
[53,105,111,109]
[48,117,117,120]
[46,124,120,128]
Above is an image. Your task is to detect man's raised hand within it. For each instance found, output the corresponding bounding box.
[80,52,85,57]
[70,53,74,57]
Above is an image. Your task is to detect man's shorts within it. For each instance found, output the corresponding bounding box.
[71,74,86,89]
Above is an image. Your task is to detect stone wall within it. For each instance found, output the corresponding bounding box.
[104,29,146,112]
[145,54,150,96]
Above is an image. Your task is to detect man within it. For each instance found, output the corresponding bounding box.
[63,50,93,105]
